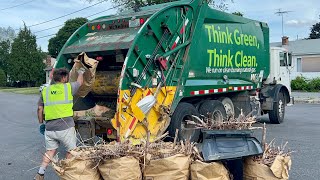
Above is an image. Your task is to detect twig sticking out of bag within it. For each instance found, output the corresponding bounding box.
[252,139,293,167]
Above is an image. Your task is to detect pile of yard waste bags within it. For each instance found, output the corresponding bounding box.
[52,139,291,180]
[54,104,292,180]
[53,140,230,180]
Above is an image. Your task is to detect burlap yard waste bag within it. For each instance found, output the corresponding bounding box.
[190,160,230,180]
[270,155,291,179]
[69,52,99,97]
[53,157,101,180]
[243,157,286,180]
[144,154,190,180]
[98,156,142,180]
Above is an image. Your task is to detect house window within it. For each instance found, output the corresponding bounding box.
[297,58,302,72]
[301,57,320,72]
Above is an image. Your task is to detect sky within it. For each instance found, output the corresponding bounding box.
[0,0,319,52]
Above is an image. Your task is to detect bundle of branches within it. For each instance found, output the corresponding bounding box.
[187,110,257,130]
[86,141,143,168]
[252,139,293,167]
[145,140,196,160]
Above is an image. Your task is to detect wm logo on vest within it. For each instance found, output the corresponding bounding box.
[51,90,63,95]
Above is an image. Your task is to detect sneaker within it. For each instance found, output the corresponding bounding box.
[34,173,44,180]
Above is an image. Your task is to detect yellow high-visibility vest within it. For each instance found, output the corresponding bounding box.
[42,83,73,120]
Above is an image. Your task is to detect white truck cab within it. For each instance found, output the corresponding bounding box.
[256,47,293,124]
[266,47,292,96]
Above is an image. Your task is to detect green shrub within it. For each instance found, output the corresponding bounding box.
[0,69,6,87]
[308,78,320,92]
[291,76,308,91]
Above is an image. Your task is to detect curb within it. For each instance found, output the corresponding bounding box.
[294,99,320,104]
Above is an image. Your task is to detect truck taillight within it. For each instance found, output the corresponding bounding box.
[107,128,113,135]
[96,56,103,61]
[97,24,101,30]
[140,18,145,25]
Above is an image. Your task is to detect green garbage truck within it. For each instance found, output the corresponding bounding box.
[53,0,292,143]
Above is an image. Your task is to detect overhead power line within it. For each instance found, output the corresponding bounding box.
[37,33,57,39]
[0,0,36,11]
[34,3,125,35]
[27,1,104,28]
[35,3,127,40]
[33,24,63,34]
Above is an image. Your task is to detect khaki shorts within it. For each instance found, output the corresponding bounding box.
[45,127,77,151]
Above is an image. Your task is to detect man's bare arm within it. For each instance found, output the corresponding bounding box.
[38,106,44,124]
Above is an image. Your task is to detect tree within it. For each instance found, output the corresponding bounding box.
[0,68,5,86]
[0,26,15,42]
[232,11,243,16]
[48,17,88,58]
[8,24,45,87]
[0,40,11,75]
[309,22,320,39]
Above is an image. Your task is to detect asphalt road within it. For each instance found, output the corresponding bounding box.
[0,92,319,179]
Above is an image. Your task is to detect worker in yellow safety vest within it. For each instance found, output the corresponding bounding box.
[34,67,84,180]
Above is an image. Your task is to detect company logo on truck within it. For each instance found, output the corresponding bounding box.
[205,25,259,74]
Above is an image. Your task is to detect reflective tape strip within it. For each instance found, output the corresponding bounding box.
[190,86,254,96]
[45,86,50,104]
[125,117,137,138]
[171,36,180,50]
[190,88,228,95]
[64,84,68,102]
[180,18,190,34]
[44,100,73,106]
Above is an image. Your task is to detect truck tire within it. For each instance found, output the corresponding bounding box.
[199,100,227,122]
[169,102,200,142]
[219,97,235,117]
[269,91,285,124]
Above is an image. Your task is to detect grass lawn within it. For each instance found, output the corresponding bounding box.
[0,87,39,95]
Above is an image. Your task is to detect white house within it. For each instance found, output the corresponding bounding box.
[270,37,320,80]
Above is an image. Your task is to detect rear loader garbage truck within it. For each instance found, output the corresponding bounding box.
[53,0,292,143]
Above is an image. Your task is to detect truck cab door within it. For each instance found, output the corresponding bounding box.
[278,51,292,94]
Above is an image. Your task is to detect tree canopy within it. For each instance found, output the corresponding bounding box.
[0,40,11,75]
[0,68,5,87]
[8,25,45,86]
[48,17,88,58]
[309,22,320,39]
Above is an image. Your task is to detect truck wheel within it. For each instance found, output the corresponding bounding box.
[169,102,200,142]
[199,100,227,122]
[219,97,235,117]
[269,92,285,124]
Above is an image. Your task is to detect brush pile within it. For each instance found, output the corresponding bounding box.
[188,110,257,130]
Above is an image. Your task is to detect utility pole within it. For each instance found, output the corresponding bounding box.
[275,9,292,37]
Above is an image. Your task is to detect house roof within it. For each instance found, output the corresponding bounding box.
[270,38,320,56]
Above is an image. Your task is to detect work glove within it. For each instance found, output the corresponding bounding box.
[39,124,46,135]
[77,67,86,75]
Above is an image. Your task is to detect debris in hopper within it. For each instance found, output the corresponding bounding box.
[187,110,258,130]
